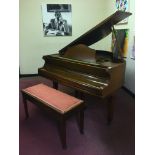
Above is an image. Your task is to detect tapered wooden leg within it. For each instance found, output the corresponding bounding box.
[107,96,114,125]
[59,117,67,149]
[22,93,29,119]
[75,106,84,134]
[80,92,85,100]
[74,91,85,100]
[75,90,79,97]
[53,81,58,90]
[79,109,84,134]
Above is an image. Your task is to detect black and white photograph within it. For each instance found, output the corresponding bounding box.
[41,4,72,36]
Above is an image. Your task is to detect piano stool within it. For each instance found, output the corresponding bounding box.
[21,83,85,149]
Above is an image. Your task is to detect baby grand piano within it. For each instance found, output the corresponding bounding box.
[38,11,132,124]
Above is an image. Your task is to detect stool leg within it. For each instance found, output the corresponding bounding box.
[59,117,67,149]
[22,94,29,119]
[79,109,84,134]
[76,108,84,134]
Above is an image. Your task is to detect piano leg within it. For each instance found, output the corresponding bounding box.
[53,81,58,89]
[75,90,84,100]
[107,96,114,125]
[75,90,79,97]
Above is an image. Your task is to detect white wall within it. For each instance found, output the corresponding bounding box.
[20,0,135,93]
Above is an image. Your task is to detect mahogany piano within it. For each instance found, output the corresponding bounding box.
[38,11,132,124]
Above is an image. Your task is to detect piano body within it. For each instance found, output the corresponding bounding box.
[38,11,132,123]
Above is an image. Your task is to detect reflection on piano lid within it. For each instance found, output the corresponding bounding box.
[38,11,132,98]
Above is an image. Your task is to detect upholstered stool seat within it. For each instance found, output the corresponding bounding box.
[21,83,85,149]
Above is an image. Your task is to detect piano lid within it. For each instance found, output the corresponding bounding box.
[59,11,132,55]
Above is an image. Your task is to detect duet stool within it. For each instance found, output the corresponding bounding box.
[21,83,85,149]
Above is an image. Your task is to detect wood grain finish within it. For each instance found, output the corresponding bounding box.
[38,11,131,124]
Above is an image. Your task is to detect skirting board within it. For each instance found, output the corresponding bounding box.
[19,74,38,78]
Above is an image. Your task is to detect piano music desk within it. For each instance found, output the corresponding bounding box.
[21,83,85,149]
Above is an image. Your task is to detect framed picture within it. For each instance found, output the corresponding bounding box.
[41,4,72,36]
[116,0,129,24]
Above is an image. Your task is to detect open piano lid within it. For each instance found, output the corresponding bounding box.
[59,11,132,55]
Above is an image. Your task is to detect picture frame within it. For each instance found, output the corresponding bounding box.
[41,4,72,36]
